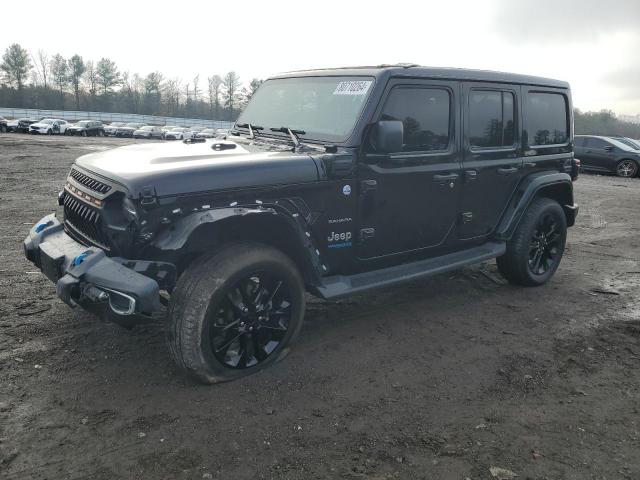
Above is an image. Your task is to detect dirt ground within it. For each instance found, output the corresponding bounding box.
[1,133,639,480]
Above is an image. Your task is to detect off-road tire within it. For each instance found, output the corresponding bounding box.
[497,197,567,286]
[167,243,306,384]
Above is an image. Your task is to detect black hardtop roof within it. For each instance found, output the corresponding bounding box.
[273,64,569,89]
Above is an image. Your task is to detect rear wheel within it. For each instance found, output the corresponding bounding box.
[167,243,306,384]
[616,159,638,177]
[497,197,567,286]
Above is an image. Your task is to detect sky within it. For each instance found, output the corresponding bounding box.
[2,0,639,114]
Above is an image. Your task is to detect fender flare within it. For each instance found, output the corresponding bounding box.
[495,172,576,241]
[152,202,324,282]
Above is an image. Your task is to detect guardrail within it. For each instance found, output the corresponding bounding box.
[0,107,234,129]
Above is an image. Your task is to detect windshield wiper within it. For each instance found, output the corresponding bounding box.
[270,127,306,150]
[236,122,263,139]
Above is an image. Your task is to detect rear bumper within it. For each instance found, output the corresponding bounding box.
[24,214,170,316]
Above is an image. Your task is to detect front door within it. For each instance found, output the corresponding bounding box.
[457,83,523,239]
[357,80,462,260]
[583,137,615,171]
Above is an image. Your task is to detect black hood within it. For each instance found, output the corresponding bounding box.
[74,139,320,197]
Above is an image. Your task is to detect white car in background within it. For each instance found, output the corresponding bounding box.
[196,128,216,138]
[164,127,195,140]
[29,118,69,135]
[104,122,126,136]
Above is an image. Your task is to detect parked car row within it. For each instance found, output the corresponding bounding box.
[575,135,640,177]
[0,116,228,141]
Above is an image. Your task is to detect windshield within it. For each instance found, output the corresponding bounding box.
[141,126,153,131]
[41,119,54,124]
[78,121,90,127]
[237,76,375,142]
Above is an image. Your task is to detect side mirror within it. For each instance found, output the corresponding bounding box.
[371,120,403,153]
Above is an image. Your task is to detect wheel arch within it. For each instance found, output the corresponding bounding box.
[152,205,324,286]
[495,172,577,240]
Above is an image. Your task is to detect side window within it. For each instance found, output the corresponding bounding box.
[380,87,450,152]
[574,137,585,147]
[527,92,569,146]
[469,90,516,148]
[589,138,609,149]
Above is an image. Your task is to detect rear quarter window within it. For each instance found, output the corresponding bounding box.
[527,92,569,146]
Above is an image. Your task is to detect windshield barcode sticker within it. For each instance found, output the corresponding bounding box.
[333,81,372,96]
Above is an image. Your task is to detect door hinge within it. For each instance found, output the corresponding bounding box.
[360,228,375,240]
[140,186,157,206]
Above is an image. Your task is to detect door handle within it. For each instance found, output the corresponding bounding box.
[433,173,459,183]
[464,170,478,181]
[497,167,519,175]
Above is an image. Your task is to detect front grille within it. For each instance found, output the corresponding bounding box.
[69,168,111,194]
[63,193,110,249]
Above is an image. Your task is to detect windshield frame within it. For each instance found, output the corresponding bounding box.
[235,75,376,145]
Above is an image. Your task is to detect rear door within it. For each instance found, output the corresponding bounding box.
[584,137,615,171]
[457,83,522,239]
[357,79,462,259]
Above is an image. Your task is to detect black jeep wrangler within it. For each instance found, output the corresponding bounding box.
[24,65,579,383]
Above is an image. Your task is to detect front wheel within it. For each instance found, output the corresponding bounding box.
[616,159,638,178]
[167,243,306,384]
[497,197,567,286]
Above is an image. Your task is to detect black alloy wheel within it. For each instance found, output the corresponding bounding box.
[528,212,563,276]
[207,272,292,369]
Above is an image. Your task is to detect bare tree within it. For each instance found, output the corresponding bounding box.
[207,75,222,119]
[163,77,181,115]
[143,71,163,114]
[193,74,200,102]
[31,49,50,89]
[222,71,241,120]
[84,60,98,108]
[68,54,86,109]
[50,53,68,107]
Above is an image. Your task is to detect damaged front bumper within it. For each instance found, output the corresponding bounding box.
[23,213,175,318]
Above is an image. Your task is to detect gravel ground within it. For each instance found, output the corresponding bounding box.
[1,133,639,480]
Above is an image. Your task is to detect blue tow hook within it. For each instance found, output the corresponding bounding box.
[35,222,51,233]
[73,251,92,266]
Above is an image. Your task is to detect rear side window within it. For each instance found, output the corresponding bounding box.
[585,137,609,149]
[380,87,450,152]
[469,90,516,148]
[527,92,569,146]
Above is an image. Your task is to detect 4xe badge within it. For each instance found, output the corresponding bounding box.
[342,185,352,196]
[327,231,352,249]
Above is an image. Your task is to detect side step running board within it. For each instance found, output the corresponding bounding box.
[314,242,506,300]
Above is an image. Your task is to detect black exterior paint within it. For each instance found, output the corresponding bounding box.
[24,65,577,315]
[574,135,640,175]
